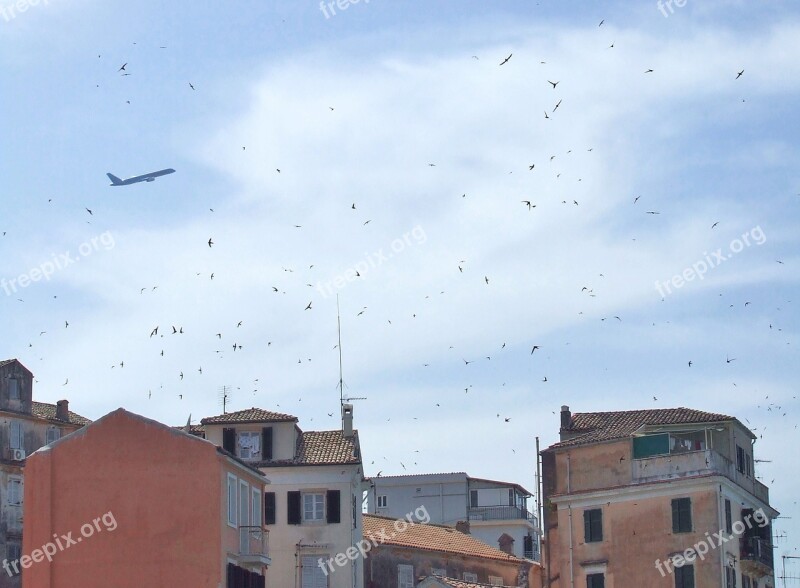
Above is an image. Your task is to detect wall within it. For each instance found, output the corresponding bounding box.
[22,410,227,588]
[370,475,468,525]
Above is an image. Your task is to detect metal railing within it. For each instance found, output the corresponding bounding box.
[741,536,773,569]
[468,505,537,524]
[239,526,269,559]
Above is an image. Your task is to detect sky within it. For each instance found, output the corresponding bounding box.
[2,0,799,568]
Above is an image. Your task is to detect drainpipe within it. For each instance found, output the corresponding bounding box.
[568,505,575,588]
[567,453,574,588]
[718,484,725,586]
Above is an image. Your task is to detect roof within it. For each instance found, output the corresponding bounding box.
[419,577,515,588]
[0,359,16,369]
[257,430,361,467]
[362,514,523,563]
[200,407,298,425]
[549,407,738,449]
[30,401,91,426]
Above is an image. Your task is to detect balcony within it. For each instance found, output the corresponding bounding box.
[740,537,773,577]
[238,526,270,566]
[632,449,769,503]
[468,505,537,526]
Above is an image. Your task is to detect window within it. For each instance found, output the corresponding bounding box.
[303,492,325,522]
[9,421,22,450]
[264,492,276,525]
[508,488,515,506]
[470,489,478,507]
[736,445,751,477]
[46,427,60,445]
[301,555,329,588]
[463,572,478,582]
[6,544,20,563]
[238,431,261,460]
[252,487,262,528]
[725,566,737,588]
[675,563,694,588]
[584,508,603,542]
[227,474,237,527]
[7,479,22,506]
[741,574,752,588]
[398,564,414,588]
[587,573,605,588]
[8,379,19,400]
[431,568,446,577]
[377,495,387,508]
[725,499,733,534]
[489,577,504,586]
[672,498,692,533]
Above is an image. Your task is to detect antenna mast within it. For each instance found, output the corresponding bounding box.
[337,294,344,407]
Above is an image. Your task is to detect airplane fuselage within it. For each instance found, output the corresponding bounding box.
[107,168,175,186]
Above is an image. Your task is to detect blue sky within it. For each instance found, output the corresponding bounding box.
[2,0,799,560]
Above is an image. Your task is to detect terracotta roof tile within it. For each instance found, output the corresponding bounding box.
[422,578,515,588]
[258,430,361,467]
[30,401,91,426]
[549,407,735,449]
[363,514,523,563]
[200,407,297,425]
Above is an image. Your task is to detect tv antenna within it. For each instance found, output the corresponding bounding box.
[218,385,232,413]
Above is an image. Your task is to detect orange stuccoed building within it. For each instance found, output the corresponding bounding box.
[20,408,270,588]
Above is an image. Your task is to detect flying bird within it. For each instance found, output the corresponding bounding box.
[208,238,214,247]
[304,301,313,310]
[548,80,559,88]
[499,53,513,66]
[736,70,744,79]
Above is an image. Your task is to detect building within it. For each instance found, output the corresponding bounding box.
[0,358,88,588]
[367,473,540,563]
[22,408,270,587]
[362,514,539,587]
[193,403,366,588]
[541,406,779,588]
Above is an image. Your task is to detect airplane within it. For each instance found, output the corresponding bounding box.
[106,168,175,186]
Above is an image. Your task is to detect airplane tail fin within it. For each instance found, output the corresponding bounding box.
[106,173,123,185]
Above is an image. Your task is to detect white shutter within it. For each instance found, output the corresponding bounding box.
[301,556,328,588]
[398,564,414,588]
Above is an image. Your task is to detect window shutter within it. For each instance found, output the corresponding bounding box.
[327,489,341,524]
[288,491,301,525]
[584,509,591,541]
[264,492,276,525]
[223,427,236,454]
[262,427,273,460]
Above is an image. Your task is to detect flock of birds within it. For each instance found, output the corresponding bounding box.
[3,13,797,544]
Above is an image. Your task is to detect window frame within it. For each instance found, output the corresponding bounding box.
[302,491,326,523]
[675,563,695,588]
[46,427,61,445]
[587,573,605,588]
[397,564,414,588]
[8,379,19,400]
[377,495,387,508]
[301,555,329,588]
[9,421,22,450]
[227,473,238,528]
[238,431,261,460]
[463,572,478,582]
[489,576,504,586]
[7,478,22,506]
[252,487,262,528]
[672,497,693,534]
[584,508,603,543]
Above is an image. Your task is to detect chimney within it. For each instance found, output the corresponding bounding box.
[56,399,69,422]
[560,405,571,430]
[342,403,354,438]
[455,520,470,534]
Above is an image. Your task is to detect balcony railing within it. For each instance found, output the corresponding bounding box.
[238,526,270,565]
[632,449,769,503]
[468,505,537,525]
[741,537,773,571]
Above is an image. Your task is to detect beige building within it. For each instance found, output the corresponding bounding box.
[190,403,366,588]
[0,359,88,588]
[541,406,778,588]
